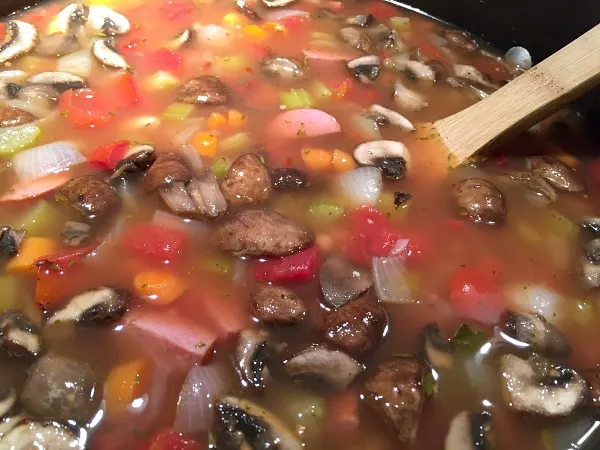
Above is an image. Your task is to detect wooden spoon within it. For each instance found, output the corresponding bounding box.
[434,24,600,168]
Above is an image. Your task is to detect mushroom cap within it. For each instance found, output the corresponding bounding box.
[235,329,271,391]
[92,38,129,69]
[0,21,38,64]
[0,310,42,358]
[445,410,493,450]
[47,287,130,325]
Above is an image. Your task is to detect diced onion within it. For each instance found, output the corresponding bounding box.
[12,141,85,182]
[265,9,310,21]
[194,24,233,48]
[152,210,210,234]
[372,255,413,303]
[507,284,563,322]
[57,49,94,78]
[337,166,382,206]
[173,362,234,434]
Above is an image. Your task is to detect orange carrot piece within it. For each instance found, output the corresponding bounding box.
[242,24,267,42]
[7,238,59,274]
[0,172,71,203]
[228,109,246,129]
[332,149,358,172]
[134,270,187,305]
[104,359,149,416]
[326,389,360,434]
[222,12,248,28]
[193,131,218,158]
[207,112,228,129]
[301,148,333,172]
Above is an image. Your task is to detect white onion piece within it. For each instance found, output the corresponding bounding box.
[350,113,382,140]
[265,9,310,21]
[390,238,409,256]
[337,166,382,206]
[507,284,563,322]
[57,49,94,78]
[372,255,413,303]
[194,24,233,48]
[152,210,210,235]
[173,362,234,434]
[12,141,85,182]
[172,118,205,148]
[181,144,203,174]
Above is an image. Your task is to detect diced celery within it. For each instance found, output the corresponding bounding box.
[310,31,337,42]
[220,132,253,153]
[16,200,62,237]
[145,70,180,91]
[309,198,344,221]
[0,124,42,155]
[0,276,21,313]
[390,16,411,32]
[309,81,332,103]
[214,56,251,75]
[377,191,410,220]
[573,298,595,327]
[201,255,233,274]
[280,390,326,438]
[161,103,195,122]
[211,157,231,179]
[280,89,315,110]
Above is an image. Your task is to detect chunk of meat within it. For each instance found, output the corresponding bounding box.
[143,152,192,192]
[250,284,306,325]
[216,209,314,257]
[221,153,272,205]
[325,295,387,354]
[177,76,231,105]
[0,106,36,127]
[442,29,478,52]
[364,356,424,444]
[528,155,585,193]
[56,175,121,223]
[452,178,506,225]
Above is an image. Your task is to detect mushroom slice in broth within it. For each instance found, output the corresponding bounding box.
[235,329,272,391]
[0,227,24,260]
[501,312,571,357]
[110,144,156,184]
[346,14,374,27]
[353,140,409,180]
[0,310,42,358]
[86,5,131,36]
[25,72,87,93]
[453,64,498,90]
[92,38,129,69]
[0,388,16,418]
[0,420,82,450]
[421,323,454,370]
[0,21,38,64]
[369,104,415,131]
[445,410,493,450]
[260,56,307,81]
[50,2,89,34]
[347,55,381,84]
[505,171,557,204]
[393,80,427,111]
[319,253,373,308]
[46,287,130,325]
[527,155,585,193]
[340,27,371,53]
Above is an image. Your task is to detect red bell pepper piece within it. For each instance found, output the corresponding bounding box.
[145,428,205,450]
[416,41,451,70]
[281,16,308,32]
[59,88,114,129]
[149,49,182,73]
[112,73,141,108]
[35,244,98,271]
[253,246,319,282]
[120,224,188,263]
[89,140,131,170]
[160,1,194,21]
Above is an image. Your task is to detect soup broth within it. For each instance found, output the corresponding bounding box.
[0,0,598,449]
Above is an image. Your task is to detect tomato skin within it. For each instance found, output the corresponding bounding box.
[120,224,188,263]
[112,73,141,108]
[148,49,183,73]
[253,246,319,282]
[146,429,205,450]
[89,140,131,170]
[59,89,114,129]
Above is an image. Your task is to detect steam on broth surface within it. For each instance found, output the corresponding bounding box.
[0,0,598,449]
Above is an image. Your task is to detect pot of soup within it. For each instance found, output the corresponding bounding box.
[0,0,599,449]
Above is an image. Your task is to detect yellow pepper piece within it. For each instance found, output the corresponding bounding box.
[222,12,248,28]
[207,112,228,129]
[242,25,267,42]
[332,149,358,172]
[193,132,218,157]
[263,22,287,35]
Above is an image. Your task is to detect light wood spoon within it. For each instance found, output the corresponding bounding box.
[433,23,600,168]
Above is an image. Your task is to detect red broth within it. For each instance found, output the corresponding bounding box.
[0,0,598,449]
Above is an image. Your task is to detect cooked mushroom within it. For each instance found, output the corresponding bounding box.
[319,254,373,308]
[581,255,600,288]
[393,80,427,111]
[284,344,362,391]
[313,7,343,20]
[271,168,309,189]
[0,420,82,449]
[168,28,194,50]
[445,410,493,450]
[92,38,129,69]
[236,0,261,21]
[353,140,409,180]
[7,83,60,118]
[368,104,415,132]
[453,64,498,90]
[86,5,131,36]
[346,14,374,27]
[421,324,454,370]
[0,21,38,64]
[347,55,381,84]
[177,76,231,105]
[110,144,156,184]
[582,366,600,408]
[61,221,91,247]
[235,329,271,391]
[49,3,89,34]
[221,153,272,205]
[47,287,130,325]
[584,238,600,265]
[25,72,86,93]
[0,226,24,260]
[369,24,403,51]
[364,356,424,444]
[499,353,588,417]
[250,284,306,325]
[502,312,571,357]
[21,353,97,423]
[0,388,16,418]
[36,33,80,57]
[0,70,27,100]
[260,57,307,81]
[579,217,600,236]
[261,0,297,8]
[527,155,585,193]
[442,29,479,52]
[386,55,436,81]
[56,175,122,223]
[453,178,506,225]
[216,396,302,450]
[0,310,42,358]
[340,27,371,52]
[505,171,557,204]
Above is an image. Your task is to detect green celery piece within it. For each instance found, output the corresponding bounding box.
[451,324,488,353]
[390,16,411,32]
[422,370,438,398]
[573,298,595,327]
[220,132,253,153]
[309,81,332,103]
[309,198,344,220]
[16,200,62,237]
[211,157,231,179]
[280,89,314,110]
[0,124,42,155]
[161,103,195,121]
[0,276,21,313]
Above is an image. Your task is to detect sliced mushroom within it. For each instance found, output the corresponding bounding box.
[61,221,91,247]
[260,56,307,81]
[368,24,402,51]
[340,27,371,53]
[25,72,86,93]
[579,217,600,236]
[0,21,38,64]
[527,155,585,193]
[0,420,82,449]
[261,0,297,7]
[502,312,571,357]
[442,29,479,52]
[49,3,88,34]
[505,171,557,204]
[236,0,262,21]
[56,175,121,223]
[221,153,272,205]
[0,388,16,418]
[235,329,271,391]
[386,55,436,81]
[110,144,156,184]
[271,168,309,189]
[499,353,588,417]
[319,254,373,308]
[92,38,129,69]
[250,284,306,325]
[368,104,415,132]
[47,287,130,325]
[313,8,343,20]
[0,71,27,100]
[0,310,42,358]
[0,226,24,260]
[177,76,231,105]
[7,83,60,118]
[36,33,80,57]
[453,178,506,225]
[445,410,493,450]
[216,396,302,450]
[581,255,600,288]
[168,28,194,50]
[421,324,454,370]
[346,14,373,28]
[284,344,362,391]
[453,64,498,90]
[347,55,381,84]
[21,354,97,423]
[364,356,424,444]
[584,238,600,265]
[393,80,427,111]
[353,140,409,180]
[86,6,131,36]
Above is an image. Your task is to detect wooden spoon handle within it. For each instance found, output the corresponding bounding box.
[437,24,600,167]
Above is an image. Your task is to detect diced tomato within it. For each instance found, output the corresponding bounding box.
[333,77,353,98]
[367,2,401,20]
[59,88,114,129]
[327,1,344,11]
[253,246,319,283]
[416,42,450,70]
[187,288,251,339]
[148,49,183,73]
[160,1,194,21]
[89,140,131,170]
[35,265,88,308]
[448,260,504,324]
[112,73,141,108]
[349,205,391,240]
[35,244,98,271]
[281,16,308,32]
[251,45,273,59]
[120,39,146,57]
[326,390,360,434]
[120,224,188,263]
